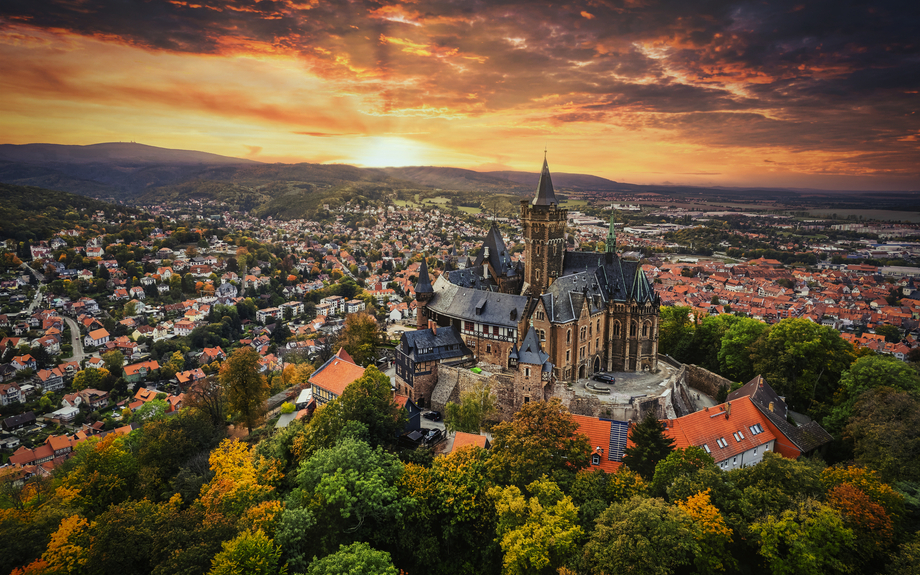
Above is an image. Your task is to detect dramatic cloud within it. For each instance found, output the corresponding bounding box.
[1,0,917,188]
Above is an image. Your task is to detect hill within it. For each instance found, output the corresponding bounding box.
[0,142,258,165]
[0,183,140,242]
[485,170,620,191]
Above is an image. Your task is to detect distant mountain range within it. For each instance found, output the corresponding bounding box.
[1,142,916,218]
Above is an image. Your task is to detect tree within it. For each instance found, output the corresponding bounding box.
[186,376,227,428]
[750,318,854,411]
[649,446,716,498]
[131,399,168,423]
[582,495,697,575]
[290,437,407,557]
[161,350,185,380]
[336,313,379,366]
[39,515,93,575]
[658,306,696,363]
[677,489,735,573]
[220,347,269,434]
[306,542,397,575]
[623,413,675,481]
[101,350,124,378]
[750,499,855,575]
[488,399,590,488]
[489,477,583,575]
[72,367,109,391]
[717,317,768,382]
[874,324,901,343]
[845,387,920,483]
[690,314,740,371]
[56,435,139,517]
[825,355,920,434]
[444,379,497,434]
[208,529,287,575]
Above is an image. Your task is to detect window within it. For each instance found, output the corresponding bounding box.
[716,438,727,448]
[596,337,599,350]
[580,346,585,359]
[753,447,758,455]
[465,321,473,331]
[580,326,587,339]
[525,367,530,377]
[493,325,499,336]
[732,457,737,465]
[486,344,491,353]
[765,444,770,451]
[597,319,600,332]
[737,430,745,440]
[535,311,545,321]
[613,321,621,337]
[630,322,637,337]
[566,350,570,363]
[591,454,601,465]
[567,330,571,343]
[642,322,649,337]
[539,329,545,341]
[703,444,711,454]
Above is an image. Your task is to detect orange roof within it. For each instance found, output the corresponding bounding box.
[452,432,489,451]
[334,347,355,363]
[134,388,158,403]
[664,396,776,464]
[572,414,625,473]
[309,355,366,398]
[46,435,73,452]
[123,360,160,376]
[88,328,110,340]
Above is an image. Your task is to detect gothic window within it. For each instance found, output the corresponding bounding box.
[630,321,637,337]
[596,337,599,349]
[539,329,545,341]
[613,321,621,337]
[580,326,587,339]
[642,322,649,337]
[566,350,570,363]
[567,329,571,344]
[596,319,600,332]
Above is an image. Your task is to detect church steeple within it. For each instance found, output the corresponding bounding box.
[532,155,557,206]
[415,257,433,294]
[606,206,617,254]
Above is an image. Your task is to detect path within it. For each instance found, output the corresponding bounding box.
[62,316,92,363]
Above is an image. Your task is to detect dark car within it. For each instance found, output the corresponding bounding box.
[423,410,442,421]
[592,373,616,384]
[424,429,443,444]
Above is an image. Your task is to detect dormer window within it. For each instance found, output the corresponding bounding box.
[716,438,728,448]
[591,454,601,465]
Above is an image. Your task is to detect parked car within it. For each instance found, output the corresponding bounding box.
[423,410,442,421]
[424,429,443,444]
[592,372,616,384]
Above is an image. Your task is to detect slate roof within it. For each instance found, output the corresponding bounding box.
[532,157,558,206]
[428,275,530,328]
[401,325,471,363]
[753,400,834,454]
[517,326,550,368]
[473,223,519,278]
[728,375,788,420]
[445,265,499,290]
[415,258,433,294]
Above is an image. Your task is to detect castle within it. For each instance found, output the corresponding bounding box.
[395,157,660,412]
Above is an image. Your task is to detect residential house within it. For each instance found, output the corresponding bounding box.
[35,368,65,392]
[309,348,366,405]
[175,368,206,390]
[123,360,160,384]
[572,414,629,472]
[84,328,111,348]
[0,383,23,406]
[11,355,37,372]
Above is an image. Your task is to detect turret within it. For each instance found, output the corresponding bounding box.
[415,258,434,330]
[606,206,617,254]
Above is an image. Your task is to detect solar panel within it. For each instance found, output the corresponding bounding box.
[606,419,630,462]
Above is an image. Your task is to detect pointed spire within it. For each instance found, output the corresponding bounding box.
[415,257,433,293]
[532,155,558,206]
[606,205,617,254]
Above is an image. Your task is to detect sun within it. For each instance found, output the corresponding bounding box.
[352,136,430,167]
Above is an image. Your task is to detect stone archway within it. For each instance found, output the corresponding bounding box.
[593,356,600,374]
[578,364,586,379]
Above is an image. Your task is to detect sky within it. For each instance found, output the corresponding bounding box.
[1,0,918,190]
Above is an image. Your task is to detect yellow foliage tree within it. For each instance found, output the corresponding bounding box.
[41,515,93,575]
[677,489,734,572]
[198,439,281,517]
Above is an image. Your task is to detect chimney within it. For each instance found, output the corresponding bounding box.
[725,401,731,419]
[428,319,437,335]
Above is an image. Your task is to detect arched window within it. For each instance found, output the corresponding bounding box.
[613,321,621,337]
[567,329,571,344]
[642,322,649,337]
[630,321,637,337]
[539,329,545,341]
[596,319,600,332]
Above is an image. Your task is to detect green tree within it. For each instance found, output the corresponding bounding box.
[690,314,740,371]
[489,477,583,575]
[306,542,397,575]
[649,446,716,498]
[582,495,697,575]
[658,306,696,363]
[56,435,139,517]
[131,399,168,423]
[750,318,855,411]
[750,499,855,575]
[208,529,287,575]
[623,413,675,481]
[102,350,125,378]
[72,367,109,391]
[732,451,825,519]
[845,387,920,483]
[570,468,647,533]
[444,379,497,434]
[220,347,269,434]
[718,317,768,382]
[825,355,920,434]
[874,324,901,343]
[488,399,590,489]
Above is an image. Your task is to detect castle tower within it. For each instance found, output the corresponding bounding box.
[521,156,567,295]
[606,206,617,254]
[414,258,434,330]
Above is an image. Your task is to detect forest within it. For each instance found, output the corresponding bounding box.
[2,339,918,575]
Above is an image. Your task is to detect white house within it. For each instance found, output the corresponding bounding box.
[84,328,110,348]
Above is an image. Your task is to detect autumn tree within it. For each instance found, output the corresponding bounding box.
[677,489,735,573]
[336,312,379,366]
[444,379,498,434]
[750,499,855,575]
[72,367,109,391]
[208,529,287,575]
[56,434,139,517]
[39,515,93,575]
[490,477,583,575]
[220,346,269,434]
[186,375,227,428]
[824,355,920,434]
[650,446,716,498]
[488,399,590,489]
[623,413,675,481]
[101,350,125,378]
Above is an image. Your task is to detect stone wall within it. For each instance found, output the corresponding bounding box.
[686,364,734,397]
[431,364,513,420]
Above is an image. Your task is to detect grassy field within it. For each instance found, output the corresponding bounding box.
[559,199,588,208]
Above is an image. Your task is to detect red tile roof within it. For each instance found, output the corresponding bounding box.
[309,353,366,398]
[572,414,625,473]
[664,396,776,464]
[452,432,489,451]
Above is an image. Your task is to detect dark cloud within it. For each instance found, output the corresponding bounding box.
[2,0,918,177]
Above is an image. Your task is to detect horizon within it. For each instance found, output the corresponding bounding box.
[1,1,918,191]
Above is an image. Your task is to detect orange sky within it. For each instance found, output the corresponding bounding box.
[1,1,918,190]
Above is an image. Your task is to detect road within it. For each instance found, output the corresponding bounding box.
[14,262,46,317]
[62,316,93,363]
